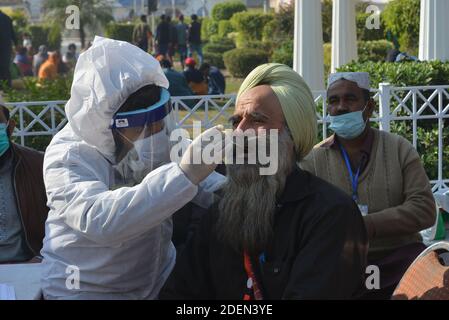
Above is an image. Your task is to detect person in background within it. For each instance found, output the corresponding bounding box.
[167,16,177,65]
[14,46,33,77]
[0,95,49,264]
[175,14,188,70]
[199,63,226,95]
[187,14,203,65]
[155,14,170,58]
[0,10,17,88]
[38,51,60,81]
[133,15,152,53]
[183,57,207,95]
[33,45,48,77]
[160,59,193,97]
[301,72,436,299]
[22,33,32,48]
[62,43,78,71]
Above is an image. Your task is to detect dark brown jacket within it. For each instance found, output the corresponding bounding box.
[9,143,48,257]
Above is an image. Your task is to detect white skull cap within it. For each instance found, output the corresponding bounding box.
[327,72,371,90]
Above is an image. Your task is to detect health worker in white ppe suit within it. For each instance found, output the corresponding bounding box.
[40,36,226,300]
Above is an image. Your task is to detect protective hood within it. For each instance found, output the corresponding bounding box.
[65,36,169,160]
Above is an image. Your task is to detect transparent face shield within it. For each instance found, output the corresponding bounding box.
[111,88,176,187]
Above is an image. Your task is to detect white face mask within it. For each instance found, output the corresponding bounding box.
[128,129,171,173]
[113,129,171,186]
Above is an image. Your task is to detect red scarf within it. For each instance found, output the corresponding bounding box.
[243,251,264,300]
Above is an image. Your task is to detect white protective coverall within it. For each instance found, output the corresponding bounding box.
[40,36,224,299]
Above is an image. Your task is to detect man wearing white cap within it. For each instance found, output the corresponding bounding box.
[301,72,436,299]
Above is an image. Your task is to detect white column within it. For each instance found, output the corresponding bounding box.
[419,0,449,61]
[293,0,324,91]
[331,0,358,73]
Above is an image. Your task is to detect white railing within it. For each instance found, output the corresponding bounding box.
[5,83,449,192]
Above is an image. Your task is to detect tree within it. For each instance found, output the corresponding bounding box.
[382,0,420,54]
[43,0,113,49]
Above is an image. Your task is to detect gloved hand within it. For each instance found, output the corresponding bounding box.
[179,125,227,185]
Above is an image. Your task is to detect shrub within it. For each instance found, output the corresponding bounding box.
[356,11,386,41]
[271,40,293,68]
[203,40,236,70]
[211,1,247,21]
[337,61,449,87]
[10,9,28,37]
[262,3,294,43]
[218,20,234,38]
[28,25,62,51]
[230,12,274,42]
[382,0,420,54]
[2,77,72,151]
[358,40,394,63]
[223,48,269,78]
[209,36,235,47]
[204,52,226,69]
[201,18,219,42]
[105,23,134,43]
[203,42,236,55]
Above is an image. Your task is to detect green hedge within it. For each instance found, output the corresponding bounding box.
[356,12,385,41]
[230,12,274,42]
[271,40,293,68]
[28,25,62,51]
[382,0,420,54]
[223,48,269,78]
[358,40,394,63]
[218,20,234,38]
[337,61,449,87]
[2,77,72,151]
[201,18,219,42]
[105,23,134,43]
[203,42,236,55]
[211,1,247,21]
[204,52,226,69]
[203,40,236,70]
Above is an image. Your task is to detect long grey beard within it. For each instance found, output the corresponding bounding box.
[217,130,296,255]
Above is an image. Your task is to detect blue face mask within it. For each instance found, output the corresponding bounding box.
[0,122,10,157]
[329,105,368,140]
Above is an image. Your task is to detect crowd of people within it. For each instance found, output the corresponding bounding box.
[0,9,86,89]
[133,13,224,97]
[0,6,442,301]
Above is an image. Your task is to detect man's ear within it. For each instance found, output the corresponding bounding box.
[7,119,15,137]
[366,98,375,119]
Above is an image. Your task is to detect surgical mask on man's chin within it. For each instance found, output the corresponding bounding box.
[329,104,368,140]
[127,129,171,181]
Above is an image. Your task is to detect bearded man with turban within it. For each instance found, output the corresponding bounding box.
[160,64,368,300]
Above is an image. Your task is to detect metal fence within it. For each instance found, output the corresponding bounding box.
[5,83,449,192]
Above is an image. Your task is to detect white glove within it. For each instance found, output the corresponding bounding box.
[179,125,227,185]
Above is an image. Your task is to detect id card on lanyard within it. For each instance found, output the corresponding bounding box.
[339,144,369,216]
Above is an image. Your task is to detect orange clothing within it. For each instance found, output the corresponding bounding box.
[38,53,58,81]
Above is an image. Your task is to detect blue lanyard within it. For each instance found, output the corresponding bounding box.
[339,144,361,202]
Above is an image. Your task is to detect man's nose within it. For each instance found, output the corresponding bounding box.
[235,118,250,132]
[336,103,349,115]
